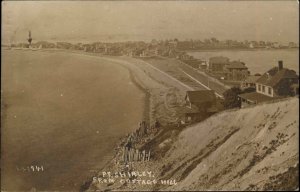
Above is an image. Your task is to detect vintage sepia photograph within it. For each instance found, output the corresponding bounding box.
[1,0,299,191]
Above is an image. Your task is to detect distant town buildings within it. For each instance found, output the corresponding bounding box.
[7,36,298,102]
[8,37,298,54]
[56,42,73,49]
[6,35,299,116]
[35,41,56,49]
[288,42,298,48]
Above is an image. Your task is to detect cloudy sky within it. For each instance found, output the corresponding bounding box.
[2,1,299,44]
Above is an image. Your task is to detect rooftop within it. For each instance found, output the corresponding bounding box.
[238,92,280,103]
[243,75,261,83]
[185,90,216,103]
[256,67,298,87]
[209,56,229,64]
[226,61,248,69]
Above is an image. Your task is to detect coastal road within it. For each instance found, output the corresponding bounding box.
[138,58,228,98]
[65,51,195,93]
[178,68,223,98]
[41,50,222,97]
[177,62,229,96]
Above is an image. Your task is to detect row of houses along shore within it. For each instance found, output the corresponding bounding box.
[7,38,299,124]
[8,38,297,83]
[7,37,299,52]
[118,59,299,166]
[183,60,299,124]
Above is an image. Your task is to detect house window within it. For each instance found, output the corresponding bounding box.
[262,86,265,93]
[268,87,272,95]
[258,84,261,91]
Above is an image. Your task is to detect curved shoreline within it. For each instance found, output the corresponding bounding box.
[2,49,150,191]
[79,62,153,191]
[127,68,151,123]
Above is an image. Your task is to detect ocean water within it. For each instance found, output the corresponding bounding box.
[188,49,299,75]
[1,50,145,190]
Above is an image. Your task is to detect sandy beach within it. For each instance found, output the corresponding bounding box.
[51,49,193,125]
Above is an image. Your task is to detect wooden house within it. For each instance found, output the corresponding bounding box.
[208,56,230,72]
[184,90,218,123]
[224,61,249,81]
[239,61,299,107]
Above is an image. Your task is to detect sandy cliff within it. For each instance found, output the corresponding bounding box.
[88,97,298,191]
[162,97,299,191]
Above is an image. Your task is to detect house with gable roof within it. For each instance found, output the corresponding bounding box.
[224,61,249,81]
[183,90,219,122]
[238,61,299,107]
[208,56,230,72]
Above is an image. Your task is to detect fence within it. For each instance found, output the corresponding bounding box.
[119,120,159,163]
[122,147,151,163]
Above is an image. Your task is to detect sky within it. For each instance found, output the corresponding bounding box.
[2,1,299,44]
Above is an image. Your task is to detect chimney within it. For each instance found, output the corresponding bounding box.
[278,60,283,70]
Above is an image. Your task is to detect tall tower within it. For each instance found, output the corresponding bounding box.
[28,30,32,47]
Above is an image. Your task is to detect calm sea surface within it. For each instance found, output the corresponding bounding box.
[1,50,145,190]
[188,49,299,74]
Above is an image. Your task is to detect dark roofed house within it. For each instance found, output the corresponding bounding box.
[226,61,248,70]
[224,61,249,81]
[181,104,200,122]
[185,90,216,106]
[239,61,299,107]
[184,90,218,123]
[209,56,230,72]
[255,61,298,97]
